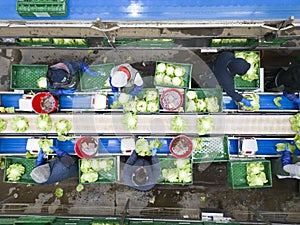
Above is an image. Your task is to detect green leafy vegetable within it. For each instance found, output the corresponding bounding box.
[162,168,179,183]
[161,159,192,183]
[36,114,52,132]
[90,158,114,172]
[55,119,72,135]
[155,62,187,87]
[241,93,260,110]
[171,116,187,132]
[246,162,268,186]
[135,138,151,156]
[235,51,260,82]
[37,77,47,89]
[185,91,220,113]
[55,188,63,197]
[38,138,53,155]
[0,156,5,170]
[191,138,202,151]
[80,170,99,183]
[149,138,162,149]
[294,134,300,150]
[122,112,138,130]
[118,93,130,105]
[289,113,300,132]
[197,116,213,135]
[6,163,25,181]
[0,118,7,131]
[11,116,29,132]
[76,184,84,192]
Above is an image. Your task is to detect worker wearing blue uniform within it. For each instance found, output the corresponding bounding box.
[123,149,160,191]
[265,64,300,108]
[47,61,99,95]
[30,146,78,184]
[110,63,144,102]
[211,51,252,107]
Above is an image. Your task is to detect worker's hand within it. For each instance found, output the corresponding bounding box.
[36,149,46,166]
[241,98,253,107]
[113,92,120,102]
[285,144,291,152]
[151,148,157,156]
[293,98,300,108]
[51,146,59,153]
[128,94,133,102]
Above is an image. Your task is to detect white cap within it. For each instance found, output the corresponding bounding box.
[111,71,128,88]
[30,163,51,183]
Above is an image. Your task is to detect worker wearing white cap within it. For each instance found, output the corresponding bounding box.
[110,63,144,102]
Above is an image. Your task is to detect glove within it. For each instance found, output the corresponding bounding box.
[36,149,45,166]
[80,62,100,76]
[51,146,68,157]
[281,149,292,167]
[151,148,157,156]
[241,98,253,107]
[283,91,298,101]
[113,92,120,102]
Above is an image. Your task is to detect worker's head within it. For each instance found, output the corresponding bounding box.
[227,58,251,75]
[132,166,149,186]
[111,71,128,88]
[30,163,50,184]
[47,68,68,84]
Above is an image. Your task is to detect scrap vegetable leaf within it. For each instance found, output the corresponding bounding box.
[55,188,64,197]
[273,97,282,107]
[11,116,29,132]
[289,112,300,132]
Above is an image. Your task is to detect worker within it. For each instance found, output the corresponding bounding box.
[211,51,252,107]
[271,144,300,179]
[30,146,78,184]
[47,60,99,95]
[110,63,144,102]
[265,64,300,108]
[123,148,161,191]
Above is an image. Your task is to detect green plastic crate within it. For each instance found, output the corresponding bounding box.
[227,159,272,189]
[0,218,16,224]
[16,38,52,46]
[80,63,115,91]
[210,38,258,47]
[16,0,67,17]
[185,88,223,113]
[79,157,117,184]
[90,218,125,225]
[123,88,160,113]
[136,39,174,48]
[10,64,48,90]
[154,61,192,89]
[130,220,166,225]
[158,157,193,185]
[53,218,92,225]
[192,136,229,163]
[234,51,260,90]
[52,38,88,48]
[4,157,36,184]
[14,216,55,224]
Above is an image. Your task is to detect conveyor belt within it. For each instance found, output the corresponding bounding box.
[0,113,295,135]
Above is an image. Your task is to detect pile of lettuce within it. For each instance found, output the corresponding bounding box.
[161,159,192,183]
[275,143,296,153]
[113,90,159,113]
[185,90,220,113]
[0,107,15,113]
[171,116,188,132]
[135,138,162,156]
[240,93,260,111]
[122,112,138,130]
[11,116,29,132]
[246,162,268,186]
[155,62,187,87]
[80,158,114,183]
[6,163,25,181]
[197,116,213,135]
[234,51,260,82]
[53,38,87,45]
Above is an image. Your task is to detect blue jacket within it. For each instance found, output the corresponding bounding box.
[212,52,243,102]
[123,151,161,191]
[42,156,78,185]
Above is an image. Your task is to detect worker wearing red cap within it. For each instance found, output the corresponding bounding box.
[110,63,144,102]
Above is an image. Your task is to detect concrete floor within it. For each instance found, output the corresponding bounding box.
[0,47,300,223]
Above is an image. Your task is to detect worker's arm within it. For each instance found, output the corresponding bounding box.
[129,72,144,97]
[36,150,46,166]
[51,146,69,158]
[283,92,300,107]
[126,150,138,165]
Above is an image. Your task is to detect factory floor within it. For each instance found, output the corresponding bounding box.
[0,47,300,224]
